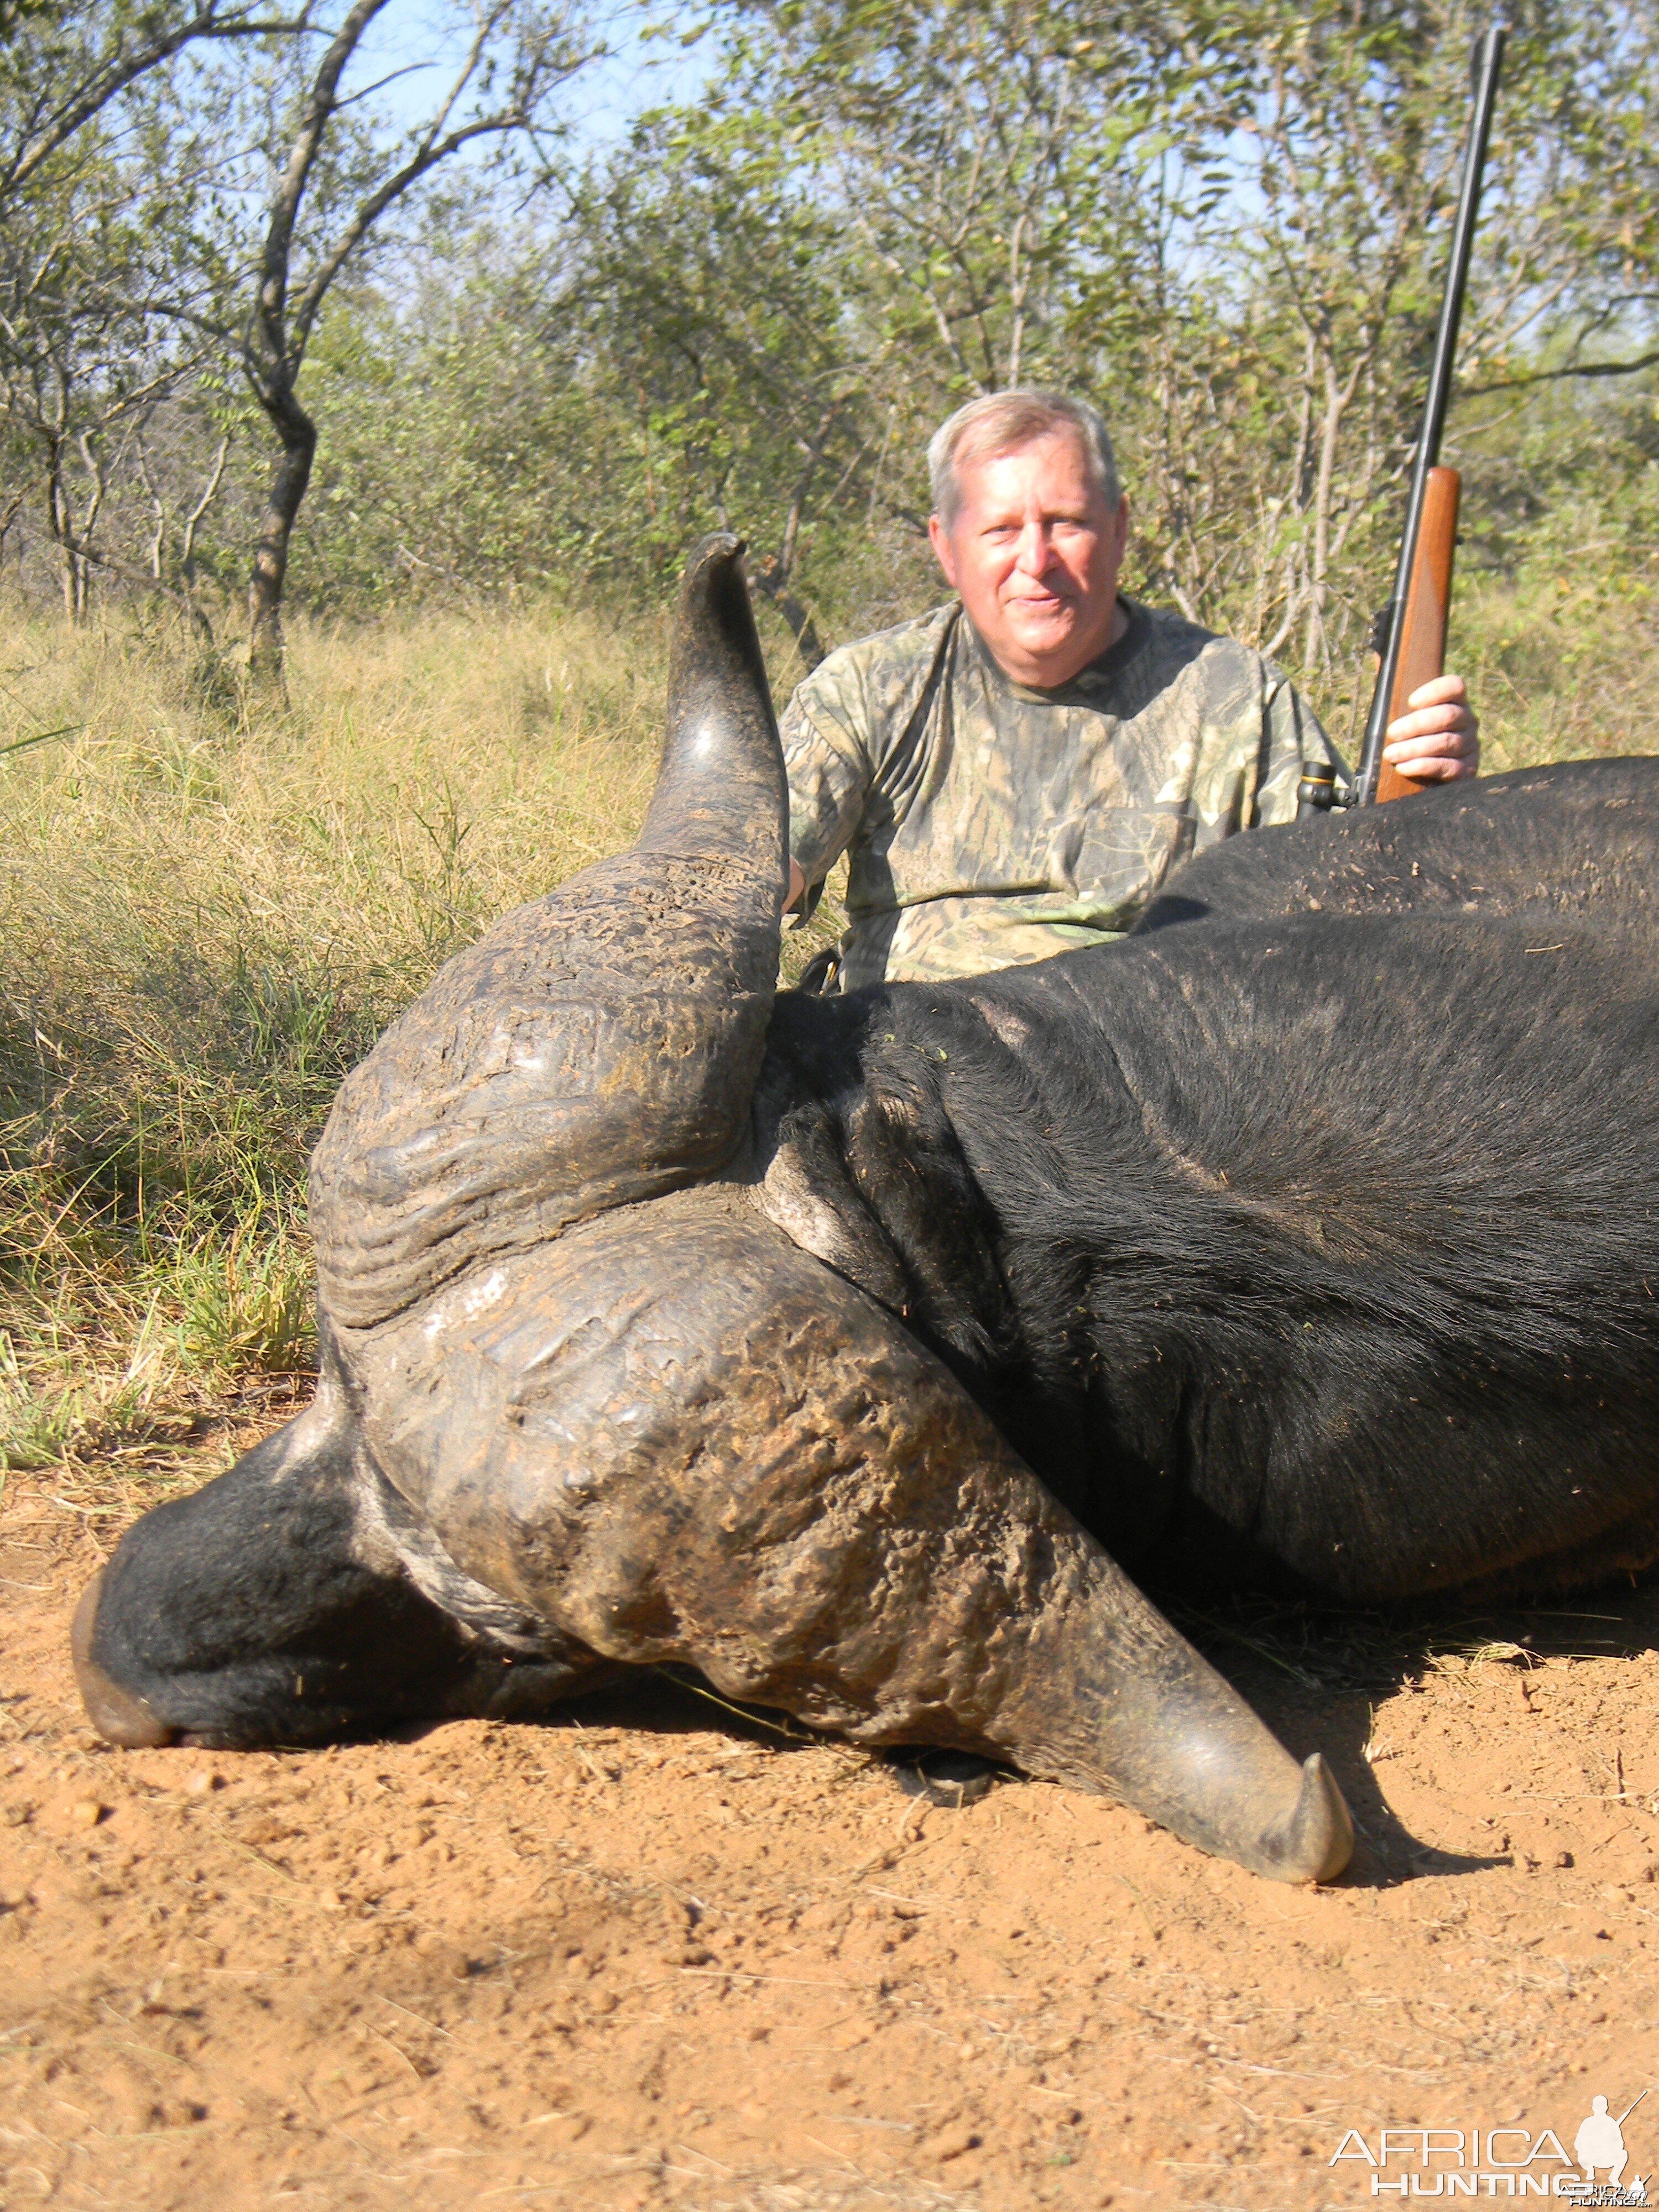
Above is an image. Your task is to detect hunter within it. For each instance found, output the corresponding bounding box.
[782,389,1479,986]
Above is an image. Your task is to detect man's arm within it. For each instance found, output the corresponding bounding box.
[1254,659,1478,832]
[779,678,877,923]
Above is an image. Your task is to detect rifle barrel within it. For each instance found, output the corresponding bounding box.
[1354,22,1505,805]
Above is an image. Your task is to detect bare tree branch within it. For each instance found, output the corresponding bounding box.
[1465,349,1659,394]
[3,1,315,202]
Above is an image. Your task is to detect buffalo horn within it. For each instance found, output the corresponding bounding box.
[354,1193,1355,1886]
[307,536,787,1331]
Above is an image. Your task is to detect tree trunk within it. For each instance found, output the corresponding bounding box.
[48,465,85,624]
[748,550,825,672]
[247,380,317,693]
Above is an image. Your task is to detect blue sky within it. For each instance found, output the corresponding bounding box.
[342,0,717,158]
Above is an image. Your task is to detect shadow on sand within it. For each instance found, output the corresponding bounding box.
[379,1572,1658,1895]
[1166,1575,1659,1890]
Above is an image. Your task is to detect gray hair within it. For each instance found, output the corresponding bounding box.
[927,389,1120,529]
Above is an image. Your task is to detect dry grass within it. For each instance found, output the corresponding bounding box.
[1302,570,1659,774]
[0,599,672,1474]
[1451,571,1659,771]
[0,577,1648,1480]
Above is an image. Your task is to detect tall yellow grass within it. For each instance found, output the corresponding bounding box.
[1,603,662,1472]
[0,577,1649,1476]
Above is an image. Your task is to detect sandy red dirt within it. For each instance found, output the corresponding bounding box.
[4,1460,1659,2212]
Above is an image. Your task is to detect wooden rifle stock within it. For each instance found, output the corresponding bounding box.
[1371,466,1461,805]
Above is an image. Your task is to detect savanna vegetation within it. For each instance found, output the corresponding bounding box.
[3,0,1659,1477]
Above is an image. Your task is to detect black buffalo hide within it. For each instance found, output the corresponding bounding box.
[755,759,1659,1606]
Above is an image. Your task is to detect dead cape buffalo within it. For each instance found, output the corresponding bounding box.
[73,538,1659,1887]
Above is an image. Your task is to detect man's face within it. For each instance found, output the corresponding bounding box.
[928,429,1130,688]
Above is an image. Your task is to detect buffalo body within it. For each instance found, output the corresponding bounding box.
[73,545,1659,1885]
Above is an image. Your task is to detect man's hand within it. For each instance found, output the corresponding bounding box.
[1381,674,1479,783]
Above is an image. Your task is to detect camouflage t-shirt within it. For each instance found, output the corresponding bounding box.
[782,595,1342,988]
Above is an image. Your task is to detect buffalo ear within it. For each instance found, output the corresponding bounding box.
[309,536,788,1332]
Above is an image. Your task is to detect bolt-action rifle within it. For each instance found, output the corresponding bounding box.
[1298,22,1505,821]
